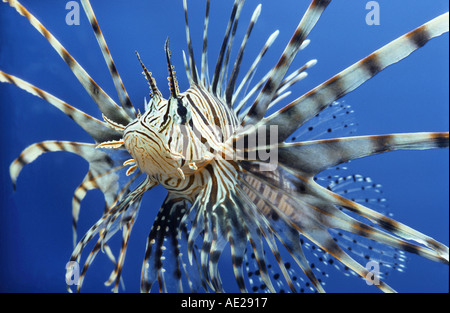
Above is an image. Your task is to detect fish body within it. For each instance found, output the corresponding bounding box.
[0,0,448,292]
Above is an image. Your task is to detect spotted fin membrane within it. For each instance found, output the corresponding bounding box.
[242,100,403,293]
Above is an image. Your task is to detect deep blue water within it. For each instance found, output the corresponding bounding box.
[0,0,448,293]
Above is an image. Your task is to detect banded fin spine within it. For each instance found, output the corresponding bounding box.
[232,30,279,111]
[2,0,132,125]
[273,132,450,176]
[183,0,199,84]
[0,70,121,143]
[67,176,156,292]
[80,0,137,118]
[210,0,242,95]
[260,12,450,141]
[200,0,211,87]
[141,195,198,293]
[225,4,262,105]
[243,0,332,125]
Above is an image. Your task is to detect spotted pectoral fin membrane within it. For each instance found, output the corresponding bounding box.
[238,160,449,292]
[261,12,449,141]
[312,170,449,266]
[239,171,327,293]
[317,169,407,278]
[2,0,132,125]
[141,194,204,293]
[289,100,357,142]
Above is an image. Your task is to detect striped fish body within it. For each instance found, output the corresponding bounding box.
[122,83,239,195]
[1,0,448,293]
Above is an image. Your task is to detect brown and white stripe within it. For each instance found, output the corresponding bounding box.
[79,0,137,118]
[261,12,449,142]
[243,0,332,125]
[2,0,132,125]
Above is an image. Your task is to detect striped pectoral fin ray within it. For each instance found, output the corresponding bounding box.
[240,161,447,291]
[10,141,99,188]
[243,0,331,125]
[319,186,450,264]
[255,176,398,292]
[68,176,155,292]
[239,174,325,292]
[0,71,121,143]
[2,0,132,125]
[79,0,136,118]
[74,172,142,291]
[274,132,449,177]
[141,194,194,293]
[310,187,448,268]
[262,12,449,141]
[72,167,139,248]
[298,223,396,293]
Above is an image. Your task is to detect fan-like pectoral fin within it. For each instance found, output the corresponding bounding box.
[264,132,449,177]
[312,183,450,264]
[296,223,396,293]
[260,12,449,141]
[240,159,448,292]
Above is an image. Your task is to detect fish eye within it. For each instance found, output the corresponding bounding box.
[176,97,190,125]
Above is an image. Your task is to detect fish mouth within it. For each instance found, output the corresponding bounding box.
[123,127,182,178]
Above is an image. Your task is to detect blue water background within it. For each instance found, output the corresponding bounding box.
[0,0,448,292]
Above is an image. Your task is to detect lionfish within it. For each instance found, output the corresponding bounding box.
[1,0,448,293]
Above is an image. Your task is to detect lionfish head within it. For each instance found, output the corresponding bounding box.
[121,40,197,180]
